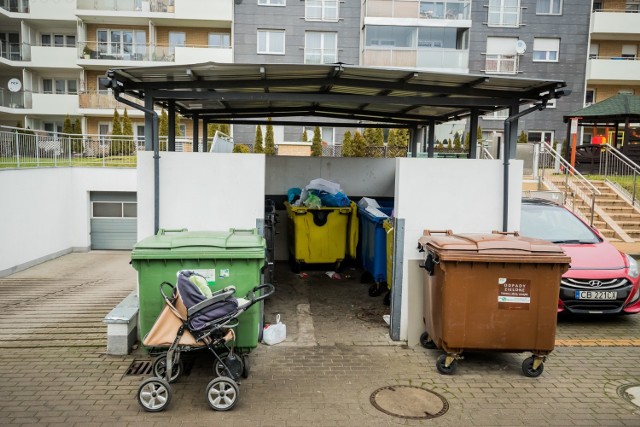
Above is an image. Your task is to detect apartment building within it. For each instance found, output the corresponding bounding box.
[232,0,362,151]
[586,0,640,144]
[468,0,591,148]
[0,0,233,144]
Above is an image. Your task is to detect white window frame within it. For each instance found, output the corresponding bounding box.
[98,122,111,144]
[621,44,637,60]
[527,130,554,145]
[589,43,599,59]
[304,32,338,64]
[487,0,520,27]
[91,201,137,219]
[482,108,509,120]
[532,38,560,62]
[258,0,285,5]
[304,126,334,144]
[208,32,230,48]
[169,31,186,56]
[97,29,146,58]
[257,30,285,55]
[305,0,339,22]
[42,78,78,95]
[536,0,562,15]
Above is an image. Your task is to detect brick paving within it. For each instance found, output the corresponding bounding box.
[0,252,639,426]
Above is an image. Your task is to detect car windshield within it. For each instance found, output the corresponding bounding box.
[520,202,601,244]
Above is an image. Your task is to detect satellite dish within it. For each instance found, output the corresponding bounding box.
[515,40,527,54]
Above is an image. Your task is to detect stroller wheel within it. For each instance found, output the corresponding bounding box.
[205,376,239,411]
[137,377,172,412]
[152,355,183,383]
[214,354,244,381]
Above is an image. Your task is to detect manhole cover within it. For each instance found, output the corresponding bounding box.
[618,384,640,408]
[370,385,449,419]
[125,360,153,376]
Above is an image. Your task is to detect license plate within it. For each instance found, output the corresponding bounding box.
[575,291,617,300]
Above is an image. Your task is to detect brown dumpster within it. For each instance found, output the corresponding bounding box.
[417,230,570,377]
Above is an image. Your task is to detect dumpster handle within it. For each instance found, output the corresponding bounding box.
[247,283,275,303]
[422,229,453,236]
[492,230,520,236]
[157,228,188,235]
[229,228,258,235]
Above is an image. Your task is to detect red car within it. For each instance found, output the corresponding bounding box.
[520,198,640,315]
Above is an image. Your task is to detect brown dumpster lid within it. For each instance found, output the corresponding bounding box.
[418,231,571,264]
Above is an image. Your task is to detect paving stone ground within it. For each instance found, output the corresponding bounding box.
[0,252,639,426]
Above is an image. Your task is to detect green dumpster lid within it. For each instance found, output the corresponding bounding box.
[131,228,265,260]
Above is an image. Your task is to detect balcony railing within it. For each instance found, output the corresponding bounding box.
[363,47,469,70]
[0,0,29,12]
[79,91,144,110]
[483,54,518,74]
[366,0,471,20]
[77,0,172,13]
[487,5,523,27]
[0,89,31,109]
[0,42,28,61]
[78,41,230,62]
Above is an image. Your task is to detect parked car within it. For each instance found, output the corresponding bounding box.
[520,198,640,315]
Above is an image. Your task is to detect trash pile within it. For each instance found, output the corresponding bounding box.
[357,197,392,219]
[288,178,351,209]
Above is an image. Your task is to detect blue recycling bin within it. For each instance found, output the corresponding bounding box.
[358,202,393,294]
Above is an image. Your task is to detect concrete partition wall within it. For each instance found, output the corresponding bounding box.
[394,158,524,343]
[265,156,396,260]
[0,167,137,277]
[137,152,266,239]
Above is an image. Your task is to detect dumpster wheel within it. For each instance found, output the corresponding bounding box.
[419,332,437,350]
[522,356,545,378]
[436,354,458,375]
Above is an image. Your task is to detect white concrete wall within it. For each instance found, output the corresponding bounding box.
[31,94,79,115]
[176,0,232,22]
[395,158,523,343]
[29,47,79,69]
[0,167,136,276]
[136,151,265,240]
[175,47,233,65]
[29,0,76,20]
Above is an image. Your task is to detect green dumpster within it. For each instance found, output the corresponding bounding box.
[131,228,266,352]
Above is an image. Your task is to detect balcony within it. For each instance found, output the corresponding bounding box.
[77,41,232,64]
[31,93,79,115]
[77,0,172,13]
[483,54,519,74]
[0,0,29,13]
[363,47,469,71]
[0,42,27,61]
[79,90,144,111]
[0,88,30,109]
[366,0,471,20]
[29,46,78,68]
[591,10,640,38]
[587,57,640,84]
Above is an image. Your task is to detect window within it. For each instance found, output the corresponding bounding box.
[485,37,518,74]
[619,89,635,95]
[92,202,137,218]
[179,124,187,138]
[135,125,145,145]
[585,89,595,105]
[527,131,554,145]
[532,38,560,62]
[306,0,338,21]
[488,0,520,27]
[169,32,185,55]
[621,45,637,59]
[97,29,147,58]
[303,127,334,144]
[44,122,63,134]
[589,44,598,59]
[593,1,602,11]
[208,33,230,48]
[42,78,78,95]
[366,26,414,48]
[40,33,75,47]
[257,30,285,54]
[483,108,509,120]
[536,0,561,14]
[98,123,111,143]
[305,32,337,64]
[258,0,285,5]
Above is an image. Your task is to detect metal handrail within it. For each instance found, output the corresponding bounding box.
[537,141,601,225]
[599,144,640,206]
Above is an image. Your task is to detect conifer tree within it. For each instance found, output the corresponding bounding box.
[311,126,322,156]
[254,125,264,153]
[341,130,353,157]
[352,131,367,157]
[265,118,276,155]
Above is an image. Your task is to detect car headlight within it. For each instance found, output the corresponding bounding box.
[626,254,639,278]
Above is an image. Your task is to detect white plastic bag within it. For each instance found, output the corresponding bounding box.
[262,314,286,345]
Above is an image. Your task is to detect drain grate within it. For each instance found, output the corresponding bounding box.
[125,360,153,376]
[370,385,449,420]
[618,384,640,408]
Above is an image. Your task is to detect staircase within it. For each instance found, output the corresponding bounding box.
[535,142,640,243]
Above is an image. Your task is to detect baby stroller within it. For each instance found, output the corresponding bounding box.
[137,270,274,412]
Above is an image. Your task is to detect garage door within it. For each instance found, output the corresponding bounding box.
[90,192,137,250]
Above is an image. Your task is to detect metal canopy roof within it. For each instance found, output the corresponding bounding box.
[104,62,568,126]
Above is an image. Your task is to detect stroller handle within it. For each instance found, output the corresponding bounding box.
[160,281,176,304]
[248,283,275,303]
